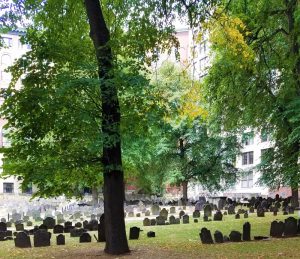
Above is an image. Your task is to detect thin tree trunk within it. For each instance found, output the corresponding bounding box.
[182,180,188,202]
[92,186,99,207]
[84,0,129,254]
[291,188,299,208]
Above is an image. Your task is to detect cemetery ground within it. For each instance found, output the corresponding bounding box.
[2,212,300,258]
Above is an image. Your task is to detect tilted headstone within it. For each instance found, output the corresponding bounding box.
[56,234,65,245]
[243,222,251,241]
[229,231,242,242]
[14,232,31,248]
[270,220,284,237]
[33,230,51,247]
[80,232,91,243]
[199,227,213,244]
[129,227,140,240]
[214,230,224,243]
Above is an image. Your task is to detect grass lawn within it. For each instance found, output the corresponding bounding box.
[1,212,300,259]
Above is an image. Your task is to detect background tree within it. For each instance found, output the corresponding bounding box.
[203,0,300,206]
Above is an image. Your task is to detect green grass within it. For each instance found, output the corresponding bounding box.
[1,212,300,258]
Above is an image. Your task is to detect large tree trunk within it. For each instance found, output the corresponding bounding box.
[84,0,129,254]
[291,188,299,208]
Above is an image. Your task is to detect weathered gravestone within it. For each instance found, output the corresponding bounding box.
[14,232,31,248]
[193,210,200,218]
[75,222,82,228]
[213,211,223,221]
[270,221,284,237]
[288,206,295,214]
[129,227,141,240]
[229,231,242,242]
[80,232,91,243]
[144,210,151,217]
[243,222,251,241]
[156,216,165,225]
[0,218,6,223]
[128,212,134,217]
[218,199,226,210]
[284,217,297,237]
[64,221,73,233]
[214,230,224,243]
[39,224,48,231]
[53,225,64,234]
[257,206,265,217]
[56,234,65,245]
[199,227,213,244]
[98,214,105,242]
[159,208,168,220]
[203,204,212,217]
[143,218,150,226]
[179,210,185,218]
[203,215,209,222]
[150,219,156,226]
[43,217,56,229]
[15,223,24,232]
[169,207,176,214]
[169,215,176,225]
[182,215,189,224]
[175,218,180,224]
[0,222,7,232]
[151,205,160,216]
[235,214,240,219]
[34,230,51,247]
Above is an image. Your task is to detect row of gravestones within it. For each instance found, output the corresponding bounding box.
[200,222,252,244]
[14,230,93,248]
[270,217,300,237]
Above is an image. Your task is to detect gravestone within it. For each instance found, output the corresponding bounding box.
[243,222,251,241]
[175,218,180,224]
[199,227,213,244]
[270,221,284,237]
[193,210,200,218]
[182,215,189,224]
[14,232,31,248]
[203,204,212,217]
[213,211,223,221]
[147,231,155,238]
[203,215,208,222]
[179,210,185,218]
[288,206,295,214]
[34,230,51,247]
[229,231,242,242]
[53,224,64,234]
[0,218,6,223]
[283,211,288,215]
[235,214,240,219]
[23,216,29,222]
[170,207,176,214]
[218,199,226,210]
[223,211,228,216]
[228,204,235,215]
[284,217,297,237]
[150,219,156,226]
[156,216,165,225]
[80,232,91,243]
[89,220,99,231]
[194,219,198,223]
[27,221,33,227]
[136,213,141,217]
[257,206,265,217]
[169,215,176,225]
[143,218,150,227]
[128,212,134,217]
[64,221,73,233]
[214,230,224,243]
[39,224,48,231]
[43,217,56,229]
[244,212,248,219]
[129,227,140,240]
[145,210,151,217]
[151,205,160,215]
[98,214,105,242]
[273,211,277,216]
[70,228,85,238]
[0,222,7,232]
[75,222,82,228]
[12,213,22,222]
[159,208,168,220]
[56,234,65,245]
[15,223,24,232]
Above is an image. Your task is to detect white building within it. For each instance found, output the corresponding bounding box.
[0,30,31,194]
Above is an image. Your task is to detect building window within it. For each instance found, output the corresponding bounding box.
[23,183,32,194]
[260,129,270,142]
[241,171,253,188]
[1,37,12,47]
[3,183,14,193]
[242,132,254,145]
[199,41,207,55]
[242,151,254,165]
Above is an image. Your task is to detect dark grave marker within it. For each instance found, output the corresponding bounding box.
[143,218,151,226]
[199,227,213,244]
[229,231,242,242]
[34,230,51,247]
[182,215,189,224]
[80,232,91,243]
[243,222,251,241]
[193,210,200,218]
[213,211,223,221]
[214,230,224,243]
[147,231,155,238]
[53,224,64,234]
[98,214,105,242]
[0,222,7,232]
[14,232,31,248]
[150,219,156,226]
[270,221,284,237]
[129,227,141,240]
[284,217,297,237]
[43,217,55,229]
[56,234,65,245]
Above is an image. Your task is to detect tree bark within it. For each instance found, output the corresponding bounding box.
[291,188,299,208]
[91,186,99,207]
[84,0,129,254]
[182,180,188,202]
